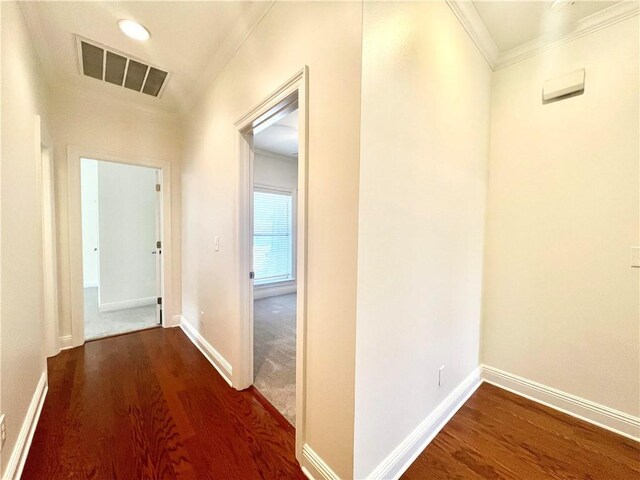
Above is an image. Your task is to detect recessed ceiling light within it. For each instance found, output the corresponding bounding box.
[118,19,150,41]
[550,0,575,11]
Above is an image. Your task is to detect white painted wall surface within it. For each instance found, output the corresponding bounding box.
[181,3,362,476]
[97,161,157,307]
[482,17,640,417]
[80,159,99,288]
[0,2,49,475]
[254,150,298,190]
[353,2,491,477]
[49,90,182,336]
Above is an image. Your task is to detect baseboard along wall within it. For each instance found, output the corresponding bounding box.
[179,316,233,387]
[2,372,48,480]
[481,365,640,441]
[301,443,341,480]
[253,282,297,300]
[98,296,156,312]
[173,322,640,480]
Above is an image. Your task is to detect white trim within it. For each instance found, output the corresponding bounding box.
[179,316,233,387]
[184,1,275,112]
[2,372,48,480]
[59,335,74,350]
[447,0,639,71]
[445,0,499,68]
[166,314,183,328]
[66,146,173,348]
[366,367,482,480]
[253,281,297,300]
[301,444,340,480]
[37,115,60,359]
[495,1,640,69]
[98,296,156,313]
[235,67,309,461]
[83,281,98,289]
[481,365,640,441]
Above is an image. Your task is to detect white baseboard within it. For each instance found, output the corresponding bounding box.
[253,282,297,300]
[481,365,640,441]
[179,316,233,387]
[98,296,156,312]
[163,314,182,328]
[366,367,482,480]
[59,335,73,350]
[98,297,158,312]
[2,371,48,480]
[301,444,340,480]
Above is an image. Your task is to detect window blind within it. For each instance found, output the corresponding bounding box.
[253,190,293,285]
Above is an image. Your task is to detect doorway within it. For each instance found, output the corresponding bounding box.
[236,67,308,459]
[252,108,299,425]
[80,158,161,340]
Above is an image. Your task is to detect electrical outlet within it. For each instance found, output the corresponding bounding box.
[0,414,6,452]
[438,366,445,387]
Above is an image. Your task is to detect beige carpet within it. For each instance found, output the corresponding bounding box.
[254,293,296,425]
[84,287,159,340]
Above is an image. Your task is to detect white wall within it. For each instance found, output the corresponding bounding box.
[0,2,49,475]
[50,89,182,337]
[482,17,639,417]
[254,150,298,190]
[353,2,491,477]
[80,159,99,288]
[97,161,157,308]
[181,3,362,477]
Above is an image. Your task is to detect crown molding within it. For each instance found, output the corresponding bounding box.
[446,0,499,68]
[447,0,640,71]
[494,0,640,69]
[181,1,275,114]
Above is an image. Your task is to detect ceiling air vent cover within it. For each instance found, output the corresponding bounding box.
[76,36,169,98]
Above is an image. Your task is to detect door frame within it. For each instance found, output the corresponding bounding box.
[67,146,173,347]
[234,66,308,460]
[38,115,60,358]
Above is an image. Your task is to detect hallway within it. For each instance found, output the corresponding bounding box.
[22,328,305,479]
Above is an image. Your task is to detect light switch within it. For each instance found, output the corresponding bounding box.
[214,236,220,252]
[631,247,640,268]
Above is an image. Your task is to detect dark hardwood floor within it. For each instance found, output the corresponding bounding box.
[402,382,640,479]
[22,327,305,480]
[23,328,639,479]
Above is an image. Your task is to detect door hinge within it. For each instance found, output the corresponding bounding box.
[156,184,161,192]
[156,240,161,249]
[157,297,162,305]
[249,271,255,279]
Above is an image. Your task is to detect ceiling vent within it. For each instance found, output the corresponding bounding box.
[75,36,169,98]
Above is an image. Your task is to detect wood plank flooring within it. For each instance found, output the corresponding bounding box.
[402,383,640,479]
[22,327,305,480]
[23,327,639,479]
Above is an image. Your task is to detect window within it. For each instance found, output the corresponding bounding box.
[253,189,294,285]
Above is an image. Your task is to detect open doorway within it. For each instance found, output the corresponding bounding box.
[80,158,161,340]
[252,108,299,425]
[236,68,308,459]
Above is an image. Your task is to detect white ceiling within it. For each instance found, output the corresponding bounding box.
[254,109,299,159]
[472,1,621,52]
[20,1,272,114]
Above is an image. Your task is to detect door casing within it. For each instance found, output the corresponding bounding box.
[235,67,309,461]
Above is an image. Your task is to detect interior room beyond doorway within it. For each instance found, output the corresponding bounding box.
[253,108,299,425]
[80,158,162,340]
